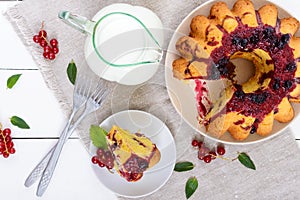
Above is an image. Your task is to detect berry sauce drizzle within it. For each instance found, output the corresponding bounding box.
[120,153,149,182]
[195,80,211,122]
[195,12,297,131]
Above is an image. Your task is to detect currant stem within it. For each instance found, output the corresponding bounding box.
[209,153,239,162]
[39,21,50,46]
[0,130,9,155]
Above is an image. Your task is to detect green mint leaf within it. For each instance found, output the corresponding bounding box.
[10,116,30,129]
[174,162,194,172]
[67,59,77,85]
[185,177,198,199]
[7,74,22,89]
[238,152,256,170]
[90,125,108,149]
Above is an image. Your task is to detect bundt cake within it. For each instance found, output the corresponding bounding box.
[172,0,300,140]
[106,125,161,182]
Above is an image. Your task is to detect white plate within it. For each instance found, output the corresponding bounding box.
[89,110,176,198]
[165,0,300,144]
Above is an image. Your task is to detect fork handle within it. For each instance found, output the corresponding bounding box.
[24,109,77,188]
[36,111,88,196]
[24,145,53,187]
[36,126,73,196]
[24,123,76,187]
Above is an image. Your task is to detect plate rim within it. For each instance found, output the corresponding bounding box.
[164,0,297,145]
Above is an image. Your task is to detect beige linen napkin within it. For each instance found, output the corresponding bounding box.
[5,0,300,199]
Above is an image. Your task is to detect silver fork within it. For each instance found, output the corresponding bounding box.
[24,74,92,188]
[36,80,110,197]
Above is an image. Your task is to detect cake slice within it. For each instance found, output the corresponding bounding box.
[106,125,161,182]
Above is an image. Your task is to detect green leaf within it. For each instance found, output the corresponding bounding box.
[185,177,198,199]
[67,59,77,85]
[10,116,30,129]
[7,74,22,89]
[90,125,108,149]
[174,162,194,172]
[238,152,256,170]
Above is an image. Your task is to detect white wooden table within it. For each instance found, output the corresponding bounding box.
[0,1,299,199]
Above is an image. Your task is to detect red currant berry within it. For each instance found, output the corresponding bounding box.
[3,152,9,158]
[198,141,203,149]
[33,35,41,43]
[2,132,8,138]
[106,165,113,170]
[9,148,15,154]
[7,141,13,149]
[43,52,49,59]
[50,38,58,47]
[98,162,105,168]
[43,46,52,54]
[203,155,212,163]
[91,156,99,164]
[52,47,59,54]
[191,139,199,147]
[198,151,205,160]
[199,146,209,155]
[217,146,226,155]
[5,136,11,143]
[107,156,114,163]
[105,151,112,158]
[39,39,47,47]
[97,148,104,156]
[210,151,217,160]
[3,128,11,136]
[39,30,47,38]
[48,52,56,60]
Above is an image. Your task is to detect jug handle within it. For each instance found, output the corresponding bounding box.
[58,11,95,34]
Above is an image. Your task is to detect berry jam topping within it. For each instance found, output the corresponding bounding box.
[204,13,297,123]
[281,34,291,44]
[232,36,248,49]
[284,80,293,90]
[121,172,143,182]
[285,62,297,72]
[216,57,229,72]
[124,155,149,173]
[184,68,191,75]
[207,41,219,46]
[235,89,245,99]
[234,118,245,125]
[262,26,275,40]
[118,154,149,182]
[273,78,281,90]
[251,93,268,104]
[195,80,211,120]
[250,126,256,134]
[249,34,259,44]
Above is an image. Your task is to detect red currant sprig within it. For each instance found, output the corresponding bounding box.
[191,139,226,164]
[33,21,59,60]
[0,127,16,158]
[91,148,115,170]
